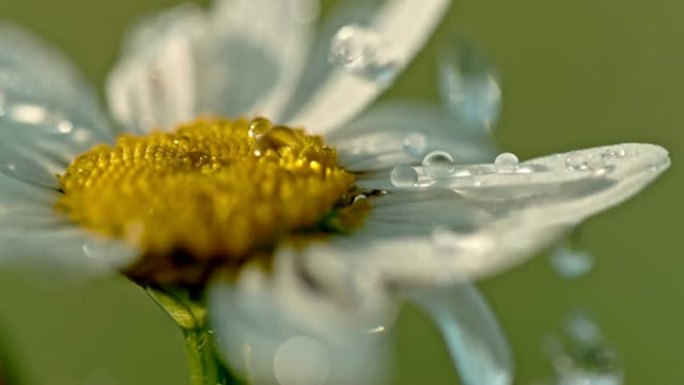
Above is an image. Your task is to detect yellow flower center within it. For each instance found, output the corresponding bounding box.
[56,118,364,286]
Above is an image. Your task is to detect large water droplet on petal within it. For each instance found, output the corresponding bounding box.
[565,152,589,171]
[329,25,399,83]
[402,132,427,157]
[422,150,455,178]
[494,152,519,174]
[440,35,501,135]
[390,165,418,188]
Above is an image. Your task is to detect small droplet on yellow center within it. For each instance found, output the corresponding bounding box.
[55,118,363,286]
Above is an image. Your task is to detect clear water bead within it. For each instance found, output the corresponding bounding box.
[390,165,418,188]
[329,24,399,82]
[565,152,589,171]
[549,247,593,279]
[494,152,519,174]
[402,132,427,157]
[422,151,455,177]
[439,35,501,134]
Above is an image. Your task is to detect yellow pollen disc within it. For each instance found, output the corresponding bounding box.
[56,118,360,285]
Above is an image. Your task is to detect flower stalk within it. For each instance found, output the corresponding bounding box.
[145,286,241,385]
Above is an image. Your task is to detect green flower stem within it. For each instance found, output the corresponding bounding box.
[183,323,232,385]
[144,286,241,385]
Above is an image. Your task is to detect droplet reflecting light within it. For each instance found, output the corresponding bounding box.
[390,165,418,188]
[329,25,399,82]
[422,151,455,177]
[494,152,519,174]
[565,152,589,171]
[402,132,427,157]
[440,35,501,135]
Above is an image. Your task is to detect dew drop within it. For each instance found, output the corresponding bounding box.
[57,120,74,134]
[390,165,418,188]
[422,150,455,177]
[565,152,589,171]
[253,126,303,157]
[248,117,272,139]
[402,132,427,157]
[494,152,519,174]
[439,35,501,135]
[549,247,593,279]
[329,24,399,82]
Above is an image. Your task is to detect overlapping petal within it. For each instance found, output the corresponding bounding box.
[209,247,396,385]
[304,143,669,284]
[106,0,317,133]
[287,0,452,134]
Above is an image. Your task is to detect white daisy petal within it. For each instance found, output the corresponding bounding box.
[209,248,396,385]
[0,172,136,274]
[204,0,317,120]
[106,0,317,132]
[408,284,513,385]
[105,4,205,133]
[319,143,668,284]
[287,0,451,134]
[329,101,495,171]
[279,0,381,123]
[0,22,113,186]
[0,226,137,276]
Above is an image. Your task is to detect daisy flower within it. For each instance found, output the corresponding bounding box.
[0,0,669,384]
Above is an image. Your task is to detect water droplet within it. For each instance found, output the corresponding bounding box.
[565,152,589,171]
[439,35,501,134]
[248,117,272,139]
[329,25,399,82]
[422,150,455,177]
[549,247,593,279]
[253,126,303,157]
[390,165,418,188]
[57,120,74,134]
[173,135,191,146]
[564,313,602,346]
[592,167,609,177]
[494,152,519,174]
[402,132,427,157]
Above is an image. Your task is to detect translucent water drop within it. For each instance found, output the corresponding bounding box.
[329,25,399,82]
[390,165,418,188]
[422,150,455,177]
[439,35,501,134]
[549,247,593,279]
[253,126,302,157]
[494,152,519,174]
[402,132,427,156]
[564,313,602,346]
[565,152,589,171]
[248,117,271,138]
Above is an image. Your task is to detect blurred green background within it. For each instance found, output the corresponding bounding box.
[0,0,681,384]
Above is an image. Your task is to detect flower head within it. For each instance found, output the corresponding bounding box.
[0,0,669,384]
